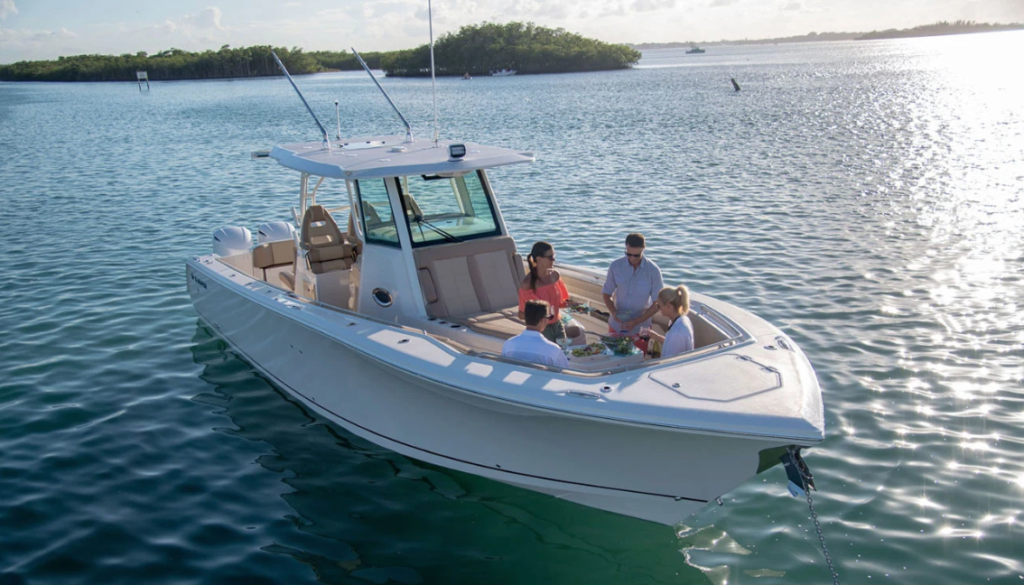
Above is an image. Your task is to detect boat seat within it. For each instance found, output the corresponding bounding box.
[252,240,296,284]
[414,236,526,320]
[456,308,524,340]
[688,311,731,348]
[452,309,587,343]
[402,193,423,219]
[360,201,383,227]
[301,205,354,274]
[346,214,362,257]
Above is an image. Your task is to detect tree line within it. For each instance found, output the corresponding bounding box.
[0,22,639,82]
[382,22,640,76]
[0,46,327,82]
[855,20,1024,40]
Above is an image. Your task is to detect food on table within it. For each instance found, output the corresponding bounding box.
[570,343,607,358]
[565,300,590,314]
[603,335,636,355]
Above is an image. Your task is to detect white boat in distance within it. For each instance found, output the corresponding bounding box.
[491,68,517,76]
[186,130,825,525]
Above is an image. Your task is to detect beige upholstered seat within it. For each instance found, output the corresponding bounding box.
[413,237,608,345]
[461,310,524,339]
[414,236,526,319]
[252,240,296,284]
[414,236,538,340]
[301,205,354,274]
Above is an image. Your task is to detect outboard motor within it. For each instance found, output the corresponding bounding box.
[257,221,297,244]
[212,226,252,257]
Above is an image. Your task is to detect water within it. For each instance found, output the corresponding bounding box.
[2,32,1023,584]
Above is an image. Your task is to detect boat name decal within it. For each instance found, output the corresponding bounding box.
[190,272,208,290]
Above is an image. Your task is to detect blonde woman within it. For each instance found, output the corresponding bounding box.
[645,285,694,358]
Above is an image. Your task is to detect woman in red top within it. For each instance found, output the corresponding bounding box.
[518,241,570,342]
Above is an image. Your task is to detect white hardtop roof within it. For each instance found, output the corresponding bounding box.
[269,134,535,180]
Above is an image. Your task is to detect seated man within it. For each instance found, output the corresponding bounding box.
[502,300,570,368]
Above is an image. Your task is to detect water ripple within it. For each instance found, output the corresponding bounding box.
[3,35,1024,584]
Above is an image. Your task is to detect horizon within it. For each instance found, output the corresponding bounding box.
[1,0,1023,64]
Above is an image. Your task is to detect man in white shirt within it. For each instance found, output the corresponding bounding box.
[502,300,570,368]
[602,233,665,335]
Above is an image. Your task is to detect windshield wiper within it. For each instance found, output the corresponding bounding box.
[413,215,462,243]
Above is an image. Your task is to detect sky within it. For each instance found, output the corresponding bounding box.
[1,0,1022,63]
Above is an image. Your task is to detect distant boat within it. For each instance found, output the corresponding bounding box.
[686,47,706,54]
[462,72,472,80]
[490,69,517,77]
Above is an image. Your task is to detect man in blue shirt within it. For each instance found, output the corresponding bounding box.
[601,233,664,335]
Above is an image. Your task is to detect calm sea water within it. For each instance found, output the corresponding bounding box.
[2,32,1023,584]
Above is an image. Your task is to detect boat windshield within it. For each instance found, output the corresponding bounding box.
[398,171,501,247]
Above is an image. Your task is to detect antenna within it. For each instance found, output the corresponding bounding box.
[351,48,414,143]
[335,100,341,140]
[428,0,439,145]
[270,50,331,150]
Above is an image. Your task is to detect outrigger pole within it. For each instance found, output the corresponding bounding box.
[270,50,332,150]
[351,48,414,143]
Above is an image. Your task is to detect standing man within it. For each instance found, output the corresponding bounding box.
[602,233,664,335]
[502,300,570,368]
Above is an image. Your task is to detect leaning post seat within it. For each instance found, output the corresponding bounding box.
[300,205,354,274]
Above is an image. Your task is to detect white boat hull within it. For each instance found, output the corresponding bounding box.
[187,255,819,525]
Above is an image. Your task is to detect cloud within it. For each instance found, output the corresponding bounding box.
[136,6,230,47]
[782,1,801,11]
[0,26,76,42]
[632,0,677,11]
[182,7,225,31]
[599,1,628,17]
[0,25,77,60]
[709,0,740,6]
[0,0,17,20]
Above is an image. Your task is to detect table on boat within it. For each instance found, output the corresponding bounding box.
[562,339,645,372]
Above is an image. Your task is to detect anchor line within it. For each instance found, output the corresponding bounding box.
[790,446,840,585]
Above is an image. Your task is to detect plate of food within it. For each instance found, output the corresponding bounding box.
[565,300,591,315]
[568,342,610,360]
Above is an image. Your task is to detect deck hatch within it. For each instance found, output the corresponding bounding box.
[649,354,782,402]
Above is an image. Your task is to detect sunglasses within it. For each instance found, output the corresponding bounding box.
[543,254,556,260]
[624,252,642,258]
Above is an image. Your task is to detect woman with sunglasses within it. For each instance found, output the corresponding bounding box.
[643,285,695,358]
[518,241,570,343]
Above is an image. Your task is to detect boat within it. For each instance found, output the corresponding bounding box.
[490,68,517,76]
[185,53,825,528]
[686,46,706,54]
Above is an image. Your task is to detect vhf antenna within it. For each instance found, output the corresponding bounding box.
[428,0,439,146]
[270,50,331,150]
[335,100,341,140]
[351,48,414,143]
